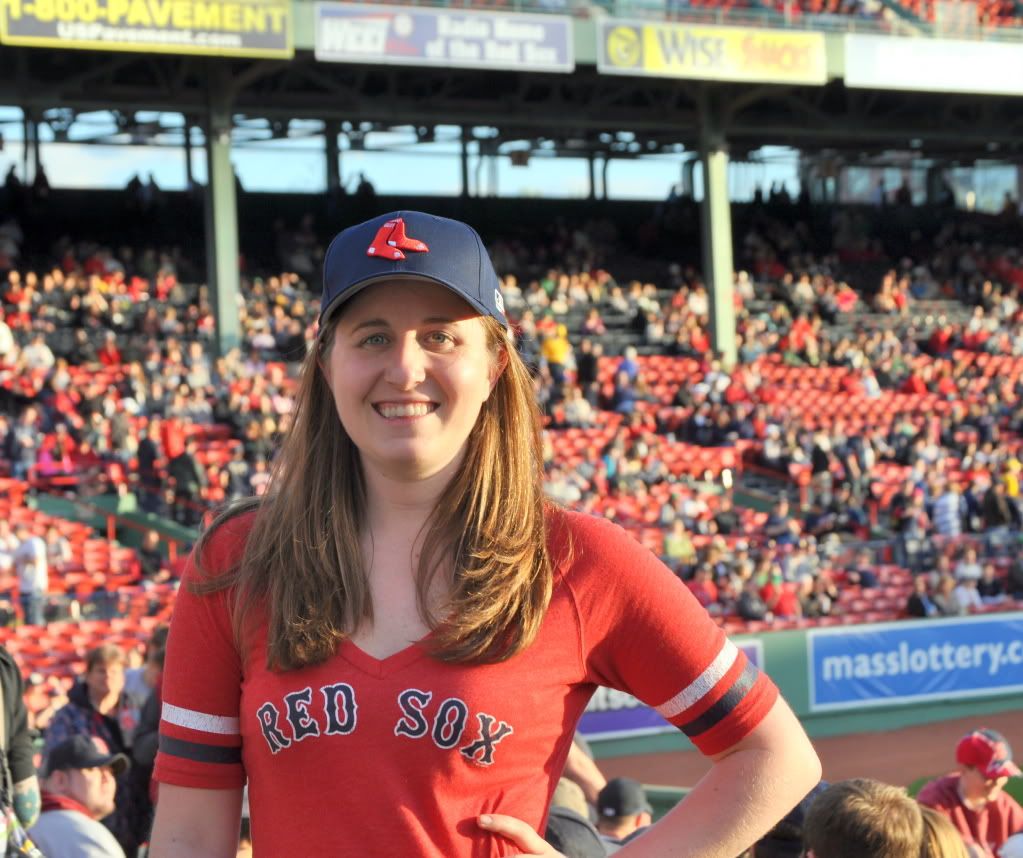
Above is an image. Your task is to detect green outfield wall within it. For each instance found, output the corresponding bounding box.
[590,615,1023,759]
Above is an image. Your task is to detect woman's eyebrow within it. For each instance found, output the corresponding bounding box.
[349,318,389,332]
[349,315,458,332]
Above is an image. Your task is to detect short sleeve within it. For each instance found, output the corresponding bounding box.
[153,515,251,790]
[559,512,778,756]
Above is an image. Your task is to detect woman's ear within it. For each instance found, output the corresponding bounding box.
[489,346,510,391]
[316,328,334,379]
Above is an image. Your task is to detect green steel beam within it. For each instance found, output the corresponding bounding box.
[698,94,737,368]
[204,89,242,357]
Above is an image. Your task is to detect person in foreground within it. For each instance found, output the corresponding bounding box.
[916,728,1023,857]
[149,211,821,857]
[30,735,128,858]
[919,805,970,858]
[802,778,923,858]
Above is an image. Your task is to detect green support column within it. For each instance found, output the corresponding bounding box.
[461,127,471,198]
[325,119,341,194]
[698,98,737,368]
[682,156,697,198]
[30,114,41,182]
[183,118,194,191]
[203,97,242,357]
[21,110,32,183]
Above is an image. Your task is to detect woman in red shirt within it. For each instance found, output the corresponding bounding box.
[150,212,820,858]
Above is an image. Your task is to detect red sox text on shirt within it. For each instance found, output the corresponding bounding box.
[255,684,514,766]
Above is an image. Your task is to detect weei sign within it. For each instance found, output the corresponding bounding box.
[579,640,764,740]
[597,20,826,85]
[0,0,292,57]
[808,614,1023,712]
[844,34,1023,96]
[315,2,574,73]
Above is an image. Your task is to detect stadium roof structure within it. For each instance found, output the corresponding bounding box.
[2,0,1022,359]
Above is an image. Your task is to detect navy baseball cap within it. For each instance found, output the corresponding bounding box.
[44,735,130,777]
[319,211,508,329]
[597,777,652,818]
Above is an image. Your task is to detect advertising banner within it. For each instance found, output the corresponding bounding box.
[315,2,574,73]
[578,640,764,740]
[808,614,1023,712]
[597,20,826,85]
[0,0,292,57]
[844,34,1023,96]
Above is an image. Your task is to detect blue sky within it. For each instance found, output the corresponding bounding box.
[0,107,803,200]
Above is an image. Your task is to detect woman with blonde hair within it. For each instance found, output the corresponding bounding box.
[920,805,970,858]
[150,211,820,857]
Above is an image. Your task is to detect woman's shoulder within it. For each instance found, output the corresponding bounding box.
[545,506,652,579]
[546,505,628,551]
[192,505,261,579]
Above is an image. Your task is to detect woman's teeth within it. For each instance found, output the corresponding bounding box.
[378,403,435,419]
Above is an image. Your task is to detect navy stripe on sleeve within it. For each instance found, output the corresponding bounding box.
[159,734,242,765]
[680,660,759,739]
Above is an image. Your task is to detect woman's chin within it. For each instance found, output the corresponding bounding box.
[365,447,462,483]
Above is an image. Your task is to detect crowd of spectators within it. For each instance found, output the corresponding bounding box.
[0,192,1022,854]
[3,199,1023,635]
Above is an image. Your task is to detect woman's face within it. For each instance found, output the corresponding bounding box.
[324,280,501,483]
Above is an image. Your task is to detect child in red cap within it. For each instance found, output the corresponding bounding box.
[917,728,1023,857]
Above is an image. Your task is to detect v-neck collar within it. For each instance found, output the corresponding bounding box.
[338,638,431,679]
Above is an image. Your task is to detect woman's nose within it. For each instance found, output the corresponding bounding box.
[384,335,427,389]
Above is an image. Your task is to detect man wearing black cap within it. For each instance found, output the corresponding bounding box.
[596,777,652,850]
[29,735,129,858]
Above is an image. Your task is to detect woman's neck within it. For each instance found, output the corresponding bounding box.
[362,458,461,530]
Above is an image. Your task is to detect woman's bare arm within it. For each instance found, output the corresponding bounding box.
[148,784,244,858]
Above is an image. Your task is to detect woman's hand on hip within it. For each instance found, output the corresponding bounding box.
[477,814,566,857]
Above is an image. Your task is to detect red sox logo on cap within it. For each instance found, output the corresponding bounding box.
[366,217,430,261]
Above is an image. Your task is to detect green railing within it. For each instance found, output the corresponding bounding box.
[647,785,689,820]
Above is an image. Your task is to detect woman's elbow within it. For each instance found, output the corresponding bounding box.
[782,720,823,799]
[800,740,824,789]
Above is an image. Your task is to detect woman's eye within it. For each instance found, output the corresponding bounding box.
[361,333,388,346]
[426,331,455,345]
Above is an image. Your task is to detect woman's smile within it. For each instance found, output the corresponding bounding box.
[373,401,440,421]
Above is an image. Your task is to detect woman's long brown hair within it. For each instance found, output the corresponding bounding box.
[193,313,555,671]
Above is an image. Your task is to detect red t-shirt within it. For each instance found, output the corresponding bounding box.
[155,508,778,856]
[917,774,1023,855]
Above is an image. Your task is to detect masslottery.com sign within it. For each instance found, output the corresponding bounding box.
[0,0,293,57]
[579,640,764,740]
[597,19,826,86]
[809,613,1023,712]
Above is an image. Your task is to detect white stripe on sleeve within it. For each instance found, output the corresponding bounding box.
[162,701,241,736]
[654,640,739,720]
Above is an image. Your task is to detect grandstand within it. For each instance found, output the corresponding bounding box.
[2,0,1023,853]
